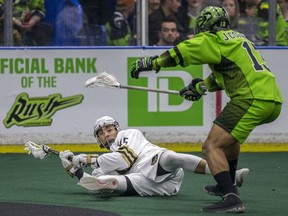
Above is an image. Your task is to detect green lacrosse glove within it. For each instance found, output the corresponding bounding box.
[130,56,160,79]
[179,78,206,101]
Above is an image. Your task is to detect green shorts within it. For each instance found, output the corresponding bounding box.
[214,99,282,144]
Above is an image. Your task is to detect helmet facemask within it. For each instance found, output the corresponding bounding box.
[93,116,120,150]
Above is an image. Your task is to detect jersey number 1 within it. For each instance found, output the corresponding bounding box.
[242,41,271,72]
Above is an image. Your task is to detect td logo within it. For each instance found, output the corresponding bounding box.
[127,58,203,127]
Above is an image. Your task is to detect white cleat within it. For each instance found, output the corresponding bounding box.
[78,176,118,193]
[235,168,249,187]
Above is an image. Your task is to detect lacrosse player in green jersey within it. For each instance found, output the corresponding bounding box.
[130,6,283,213]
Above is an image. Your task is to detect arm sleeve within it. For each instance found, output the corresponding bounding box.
[204,73,223,92]
[97,152,128,174]
[97,145,137,174]
[152,33,221,69]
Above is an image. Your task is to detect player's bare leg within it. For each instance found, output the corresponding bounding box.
[201,124,245,213]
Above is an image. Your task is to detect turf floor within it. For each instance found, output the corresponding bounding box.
[0,152,287,215]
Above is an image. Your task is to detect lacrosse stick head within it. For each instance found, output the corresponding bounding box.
[85,71,120,88]
[24,141,48,160]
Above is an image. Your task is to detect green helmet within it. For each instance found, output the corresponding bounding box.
[195,6,230,34]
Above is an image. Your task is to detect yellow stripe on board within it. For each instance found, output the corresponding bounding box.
[0,144,108,154]
[1,143,288,153]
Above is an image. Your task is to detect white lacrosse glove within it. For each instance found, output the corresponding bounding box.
[73,154,99,169]
[24,141,48,160]
[72,154,88,169]
[59,150,77,177]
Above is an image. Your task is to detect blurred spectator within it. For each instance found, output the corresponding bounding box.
[237,3,264,44]
[55,0,84,46]
[105,0,135,46]
[277,0,288,44]
[238,0,247,16]
[241,0,286,46]
[244,3,257,17]
[0,0,53,46]
[155,16,180,46]
[148,0,161,15]
[80,0,114,25]
[219,0,240,30]
[149,0,183,46]
[177,0,205,38]
[78,0,113,45]
[45,0,113,46]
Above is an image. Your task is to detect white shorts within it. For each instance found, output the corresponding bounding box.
[126,168,184,196]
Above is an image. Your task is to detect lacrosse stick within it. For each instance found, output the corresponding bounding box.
[84,71,179,95]
[24,141,90,174]
[24,141,61,160]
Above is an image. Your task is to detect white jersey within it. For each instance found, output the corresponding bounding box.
[96,129,171,182]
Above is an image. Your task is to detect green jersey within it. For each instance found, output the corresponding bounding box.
[253,0,287,46]
[285,20,288,45]
[105,12,131,46]
[152,29,283,103]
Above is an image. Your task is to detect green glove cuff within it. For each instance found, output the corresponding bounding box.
[152,57,161,72]
[195,82,207,95]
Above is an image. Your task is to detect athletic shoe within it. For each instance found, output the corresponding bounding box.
[78,176,118,193]
[201,193,245,213]
[203,184,239,197]
[203,168,249,196]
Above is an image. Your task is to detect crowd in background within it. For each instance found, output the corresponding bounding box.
[0,0,287,47]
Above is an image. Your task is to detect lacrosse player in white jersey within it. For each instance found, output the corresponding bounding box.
[59,116,249,196]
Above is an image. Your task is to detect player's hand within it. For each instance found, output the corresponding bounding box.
[73,154,99,169]
[179,78,205,101]
[130,56,159,79]
[59,150,74,160]
[72,154,87,169]
[59,150,77,177]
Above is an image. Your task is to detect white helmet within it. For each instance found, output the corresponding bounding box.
[93,116,120,149]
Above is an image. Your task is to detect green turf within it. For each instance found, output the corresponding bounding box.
[0,153,287,215]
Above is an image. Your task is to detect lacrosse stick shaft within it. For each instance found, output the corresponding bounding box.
[39,143,60,156]
[119,84,179,95]
[85,72,180,95]
[45,146,74,161]
[46,148,60,155]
